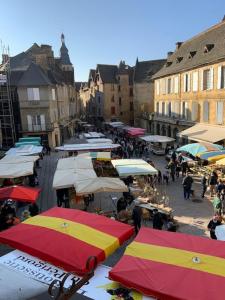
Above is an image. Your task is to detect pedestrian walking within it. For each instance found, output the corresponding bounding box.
[182,173,193,200]
[201,175,208,198]
[209,171,218,197]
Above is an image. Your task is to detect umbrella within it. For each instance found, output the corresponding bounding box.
[198,150,225,162]
[216,157,225,165]
[177,142,223,156]
[109,227,225,300]
[0,207,134,275]
[0,186,41,203]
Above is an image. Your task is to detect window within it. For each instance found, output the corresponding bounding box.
[119,97,122,106]
[216,101,224,124]
[120,112,123,116]
[118,85,121,92]
[174,76,179,94]
[129,88,133,96]
[161,78,166,94]
[111,95,115,102]
[111,107,115,115]
[167,78,172,94]
[162,102,165,116]
[130,102,133,111]
[98,96,101,104]
[181,102,188,119]
[174,102,180,118]
[203,101,209,122]
[156,80,160,95]
[217,66,225,89]
[204,44,214,53]
[156,102,159,115]
[98,108,101,115]
[183,73,191,92]
[27,88,40,101]
[51,88,56,100]
[192,72,198,92]
[203,68,213,90]
[27,114,45,131]
[168,102,172,117]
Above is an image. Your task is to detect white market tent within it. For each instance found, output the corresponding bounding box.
[0,156,39,178]
[84,132,106,139]
[57,156,93,170]
[75,177,128,195]
[111,159,158,177]
[108,122,124,128]
[78,152,111,160]
[55,143,120,152]
[140,135,175,143]
[5,145,43,156]
[87,138,113,144]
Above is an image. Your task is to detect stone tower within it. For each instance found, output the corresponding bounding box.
[60,33,74,84]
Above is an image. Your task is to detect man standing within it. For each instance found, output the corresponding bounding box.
[201,175,208,198]
[207,214,222,239]
[182,173,193,200]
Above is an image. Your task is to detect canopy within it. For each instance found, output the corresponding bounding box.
[5,145,43,156]
[84,132,106,139]
[109,227,225,300]
[111,159,158,177]
[87,138,113,144]
[56,143,120,152]
[15,141,40,147]
[0,207,134,275]
[78,152,111,161]
[178,123,225,143]
[75,177,128,195]
[198,150,225,162]
[19,137,41,142]
[141,135,175,143]
[216,157,225,165]
[177,142,223,156]
[57,156,93,170]
[0,156,39,178]
[0,186,41,203]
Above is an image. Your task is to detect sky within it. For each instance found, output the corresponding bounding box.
[0,0,225,81]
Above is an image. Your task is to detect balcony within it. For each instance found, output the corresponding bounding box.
[20,123,53,133]
[19,100,49,108]
[154,114,195,126]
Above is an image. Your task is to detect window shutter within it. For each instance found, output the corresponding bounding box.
[203,101,209,122]
[185,102,188,119]
[200,70,204,90]
[33,88,40,100]
[27,88,34,101]
[183,74,186,92]
[188,73,191,92]
[40,115,46,130]
[210,67,214,90]
[216,101,224,124]
[174,76,178,94]
[165,102,168,116]
[27,115,32,131]
[217,66,222,89]
[171,77,174,93]
[193,72,198,92]
[191,102,198,121]
[52,88,56,100]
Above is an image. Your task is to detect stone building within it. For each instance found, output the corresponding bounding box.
[9,34,78,147]
[133,58,166,131]
[153,17,225,145]
[83,61,134,126]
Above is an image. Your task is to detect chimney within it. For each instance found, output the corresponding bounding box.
[176,42,183,50]
[222,15,225,21]
[167,51,173,58]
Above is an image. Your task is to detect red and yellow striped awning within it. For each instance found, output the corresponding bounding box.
[109,228,225,300]
[0,207,134,275]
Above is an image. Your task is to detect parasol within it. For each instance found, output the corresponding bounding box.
[0,207,134,275]
[0,186,41,203]
[177,142,223,156]
[109,227,225,300]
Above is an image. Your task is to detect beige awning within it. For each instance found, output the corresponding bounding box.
[178,124,225,143]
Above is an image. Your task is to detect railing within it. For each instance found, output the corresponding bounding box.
[21,123,53,132]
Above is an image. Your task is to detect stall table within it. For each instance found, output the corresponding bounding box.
[134,198,173,216]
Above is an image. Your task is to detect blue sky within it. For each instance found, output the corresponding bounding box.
[1,0,225,81]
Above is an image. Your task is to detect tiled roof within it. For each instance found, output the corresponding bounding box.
[153,19,225,78]
[134,59,166,83]
[17,63,52,86]
[97,64,118,83]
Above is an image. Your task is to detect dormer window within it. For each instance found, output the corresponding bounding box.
[188,51,197,59]
[166,61,172,67]
[204,44,214,53]
[176,57,183,63]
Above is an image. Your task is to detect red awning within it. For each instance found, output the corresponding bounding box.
[0,186,41,203]
[0,207,134,275]
[109,227,225,300]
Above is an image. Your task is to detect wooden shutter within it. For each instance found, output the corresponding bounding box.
[33,88,40,100]
[188,73,191,92]
[203,101,209,122]
[217,66,222,89]
[193,72,198,92]
[191,102,198,121]
[216,101,223,124]
[183,74,186,92]
[200,70,204,90]
[40,114,46,130]
[210,67,214,90]
[52,88,56,100]
[27,115,32,131]
[27,88,34,101]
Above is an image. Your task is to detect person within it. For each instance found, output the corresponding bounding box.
[5,214,20,229]
[157,169,162,184]
[209,171,218,197]
[201,175,208,198]
[182,173,193,200]
[132,206,142,235]
[171,151,177,162]
[167,160,176,182]
[21,210,31,221]
[117,197,127,213]
[29,203,39,216]
[181,160,188,176]
[163,170,169,185]
[166,217,177,232]
[175,163,181,178]
[152,209,164,230]
[217,179,225,195]
[207,214,222,239]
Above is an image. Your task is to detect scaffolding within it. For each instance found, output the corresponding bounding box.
[0,43,16,149]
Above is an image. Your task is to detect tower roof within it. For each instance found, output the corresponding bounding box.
[60,33,72,65]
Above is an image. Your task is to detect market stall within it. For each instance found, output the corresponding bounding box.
[0,186,41,203]
[5,145,43,156]
[56,143,120,152]
[87,138,113,144]
[109,227,225,300]
[177,142,223,156]
[140,135,175,155]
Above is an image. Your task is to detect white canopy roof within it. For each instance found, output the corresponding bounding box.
[108,122,124,128]
[140,135,175,143]
[78,152,111,160]
[75,177,128,195]
[57,156,93,170]
[111,159,158,177]
[56,143,120,151]
[177,123,225,143]
[87,138,113,144]
[0,156,39,178]
[5,145,43,156]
